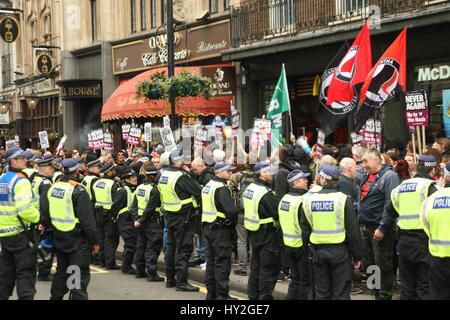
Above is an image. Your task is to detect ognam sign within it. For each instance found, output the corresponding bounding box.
[418,64,450,82]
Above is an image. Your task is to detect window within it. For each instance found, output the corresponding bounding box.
[131,0,137,33]
[161,0,167,25]
[224,0,230,10]
[269,0,296,32]
[1,43,12,87]
[210,0,219,13]
[91,0,97,41]
[141,0,147,30]
[30,20,37,42]
[150,0,156,28]
[43,15,51,35]
[335,0,367,15]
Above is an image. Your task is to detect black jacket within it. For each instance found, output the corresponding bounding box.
[338,173,360,213]
[300,185,363,262]
[160,166,202,226]
[358,164,400,233]
[274,162,293,198]
[40,174,99,252]
[130,179,161,224]
[247,178,282,247]
[196,166,215,187]
[209,176,238,227]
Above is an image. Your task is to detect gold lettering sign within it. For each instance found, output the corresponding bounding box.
[60,84,102,100]
[0,15,20,43]
[37,53,54,75]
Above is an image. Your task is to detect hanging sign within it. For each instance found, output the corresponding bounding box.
[36,53,54,75]
[0,15,20,43]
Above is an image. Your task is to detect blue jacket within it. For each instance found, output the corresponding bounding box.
[357,164,400,233]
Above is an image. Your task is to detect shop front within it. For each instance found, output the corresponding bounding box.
[103,18,236,149]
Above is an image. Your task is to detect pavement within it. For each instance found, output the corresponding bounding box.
[116,239,400,300]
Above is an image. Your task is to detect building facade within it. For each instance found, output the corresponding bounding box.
[224,0,450,145]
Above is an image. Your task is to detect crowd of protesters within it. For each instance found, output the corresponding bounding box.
[1,132,450,300]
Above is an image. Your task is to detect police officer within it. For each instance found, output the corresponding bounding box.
[278,170,312,300]
[158,149,202,292]
[300,165,362,300]
[116,168,138,274]
[33,154,56,282]
[40,158,99,300]
[81,155,102,265]
[243,161,282,300]
[131,165,164,281]
[420,162,450,300]
[0,147,40,300]
[92,163,122,269]
[390,155,438,300]
[202,162,238,300]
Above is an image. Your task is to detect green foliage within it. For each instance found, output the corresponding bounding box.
[136,71,212,101]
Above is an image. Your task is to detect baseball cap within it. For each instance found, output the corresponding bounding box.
[287,170,311,183]
[5,147,29,161]
[318,164,340,180]
[214,162,236,173]
[61,158,81,172]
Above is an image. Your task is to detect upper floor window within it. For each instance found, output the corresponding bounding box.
[131,0,137,33]
[224,0,230,10]
[161,0,167,25]
[150,0,157,28]
[1,42,12,87]
[141,0,147,30]
[30,20,37,44]
[336,0,367,15]
[210,0,219,13]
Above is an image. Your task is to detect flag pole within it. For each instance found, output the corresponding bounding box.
[416,126,422,155]
[422,126,426,151]
[412,130,417,164]
[282,63,294,138]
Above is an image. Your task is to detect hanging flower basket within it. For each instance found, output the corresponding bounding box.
[136,71,212,101]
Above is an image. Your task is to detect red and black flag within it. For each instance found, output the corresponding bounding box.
[318,41,350,136]
[354,28,407,132]
[319,22,372,136]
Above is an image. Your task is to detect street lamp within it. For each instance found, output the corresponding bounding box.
[25,94,40,110]
[0,99,11,114]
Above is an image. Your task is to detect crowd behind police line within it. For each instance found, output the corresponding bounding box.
[0,134,450,300]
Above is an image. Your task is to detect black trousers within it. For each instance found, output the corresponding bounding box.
[164,214,196,285]
[429,256,450,300]
[117,213,137,269]
[203,224,233,298]
[104,217,120,268]
[285,246,312,300]
[95,211,106,265]
[247,231,282,300]
[38,253,54,277]
[0,232,37,300]
[313,244,352,300]
[135,219,163,275]
[398,233,430,300]
[50,243,91,300]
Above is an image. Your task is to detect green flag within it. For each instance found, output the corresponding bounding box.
[267,64,291,148]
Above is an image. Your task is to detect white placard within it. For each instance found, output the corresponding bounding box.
[163,116,170,128]
[14,135,19,146]
[195,128,208,141]
[38,131,50,149]
[144,122,152,142]
[231,113,240,129]
[317,130,326,146]
[160,126,176,152]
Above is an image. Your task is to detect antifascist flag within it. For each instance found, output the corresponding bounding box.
[318,41,350,136]
[327,21,372,106]
[354,28,407,132]
[267,64,291,148]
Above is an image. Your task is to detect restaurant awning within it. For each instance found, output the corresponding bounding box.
[101,64,234,122]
